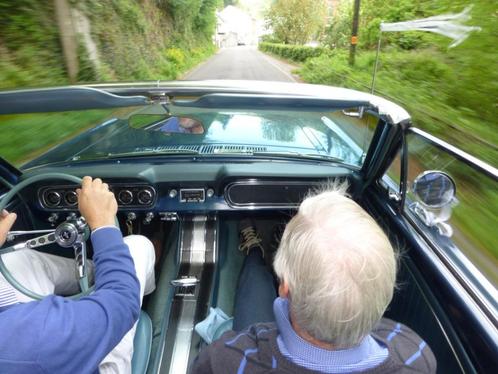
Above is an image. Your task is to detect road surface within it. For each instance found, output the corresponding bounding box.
[183,46,297,82]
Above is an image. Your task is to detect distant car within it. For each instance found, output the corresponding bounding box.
[237,41,245,46]
[0,80,497,373]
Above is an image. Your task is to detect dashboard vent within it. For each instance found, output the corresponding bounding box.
[154,145,267,154]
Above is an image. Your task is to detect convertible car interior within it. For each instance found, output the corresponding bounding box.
[0,82,496,374]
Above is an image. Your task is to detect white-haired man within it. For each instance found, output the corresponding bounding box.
[193,186,436,373]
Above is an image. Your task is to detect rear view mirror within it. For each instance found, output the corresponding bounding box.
[412,171,456,208]
[129,114,168,129]
[129,114,204,134]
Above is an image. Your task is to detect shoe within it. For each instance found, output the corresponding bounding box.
[238,219,265,257]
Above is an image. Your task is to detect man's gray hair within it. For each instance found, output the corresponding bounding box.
[273,182,397,348]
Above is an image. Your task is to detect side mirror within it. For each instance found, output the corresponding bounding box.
[412,171,456,208]
[410,171,457,238]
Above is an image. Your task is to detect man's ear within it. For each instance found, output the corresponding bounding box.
[278,281,289,298]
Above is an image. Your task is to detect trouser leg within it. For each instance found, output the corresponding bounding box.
[1,249,89,302]
[99,235,156,374]
[3,235,156,374]
[233,250,277,332]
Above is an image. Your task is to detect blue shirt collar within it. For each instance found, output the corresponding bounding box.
[274,297,387,368]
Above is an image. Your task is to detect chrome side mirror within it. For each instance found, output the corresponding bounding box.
[412,171,456,208]
[410,171,457,237]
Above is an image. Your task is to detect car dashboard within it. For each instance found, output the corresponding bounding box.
[24,158,356,224]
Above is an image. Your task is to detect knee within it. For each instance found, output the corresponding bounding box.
[123,235,155,266]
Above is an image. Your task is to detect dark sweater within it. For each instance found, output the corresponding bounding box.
[192,318,436,373]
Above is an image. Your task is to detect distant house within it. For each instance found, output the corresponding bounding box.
[215,6,258,47]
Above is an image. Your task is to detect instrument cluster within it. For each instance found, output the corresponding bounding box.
[39,184,156,210]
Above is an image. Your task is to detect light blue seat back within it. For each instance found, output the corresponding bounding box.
[131,310,153,374]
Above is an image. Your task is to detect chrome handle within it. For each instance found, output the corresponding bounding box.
[170,277,199,287]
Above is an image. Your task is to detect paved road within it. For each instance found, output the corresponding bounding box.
[183,46,296,82]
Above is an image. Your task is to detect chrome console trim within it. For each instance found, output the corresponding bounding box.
[158,214,217,374]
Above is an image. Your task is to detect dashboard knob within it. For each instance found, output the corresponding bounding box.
[169,189,178,198]
[143,212,154,224]
[48,213,59,224]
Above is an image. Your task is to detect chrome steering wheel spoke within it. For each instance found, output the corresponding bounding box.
[0,231,57,255]
[6,229,55,243]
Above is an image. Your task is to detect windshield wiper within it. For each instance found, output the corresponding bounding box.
[252,151,343,163]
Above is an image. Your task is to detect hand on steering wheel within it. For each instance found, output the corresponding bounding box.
[0,173,118,300]
[0,209,17,247]
[77,176,117,231]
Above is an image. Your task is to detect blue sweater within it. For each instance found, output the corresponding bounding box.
[0,227,141,373]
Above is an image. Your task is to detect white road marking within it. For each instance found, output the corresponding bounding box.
[258,51,297,82]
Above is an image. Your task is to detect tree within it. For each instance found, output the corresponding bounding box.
[265,0,327,44]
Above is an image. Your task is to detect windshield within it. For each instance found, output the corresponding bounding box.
[2,105,378,169]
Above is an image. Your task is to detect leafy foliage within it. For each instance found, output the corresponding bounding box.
[265,0,327,44]
[298,49,497,166]
[0,0,219,88]
[266,0,497,166]
[259,42,328,62]
[325,0,430,50]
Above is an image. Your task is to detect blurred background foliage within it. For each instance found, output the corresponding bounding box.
[0,0,222,165]
[0,0,220,87]
[263,0,497,166]
[264,0,327,44]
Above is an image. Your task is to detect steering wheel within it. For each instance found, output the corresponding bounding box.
[0,173,97,300]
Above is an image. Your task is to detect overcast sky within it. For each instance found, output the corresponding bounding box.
[238,0,269,19]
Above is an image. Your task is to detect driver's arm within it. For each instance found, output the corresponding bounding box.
[0,177,141,373]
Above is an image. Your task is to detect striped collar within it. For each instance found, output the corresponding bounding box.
[274,297,388,372]
[0,276,18,309]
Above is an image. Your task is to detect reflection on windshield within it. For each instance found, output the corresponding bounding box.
[149,117,204,134]
[13,108,375,168]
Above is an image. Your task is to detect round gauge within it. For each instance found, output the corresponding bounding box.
[137,189,153,205]
[45,191,62,207]
[64,190,78,206]
[118,190,133,205]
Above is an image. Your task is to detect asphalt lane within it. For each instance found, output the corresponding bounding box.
[183,46,296,82]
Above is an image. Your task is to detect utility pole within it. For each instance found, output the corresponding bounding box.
[349,0,361,66]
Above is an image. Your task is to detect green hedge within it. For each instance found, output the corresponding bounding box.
[259,42,327,62]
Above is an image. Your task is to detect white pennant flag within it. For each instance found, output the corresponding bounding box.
[380,6,481,48]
